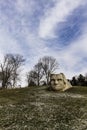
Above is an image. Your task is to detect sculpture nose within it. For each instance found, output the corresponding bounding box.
[54,80,58,85]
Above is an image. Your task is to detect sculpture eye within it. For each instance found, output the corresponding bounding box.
[51,79,55,82]
[57,79,62,81]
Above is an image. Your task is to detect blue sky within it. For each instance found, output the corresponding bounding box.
[0,0,87,86]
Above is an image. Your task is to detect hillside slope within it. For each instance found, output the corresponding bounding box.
[0,86,87,130]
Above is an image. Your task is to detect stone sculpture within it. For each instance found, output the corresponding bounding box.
[50,73,72,91]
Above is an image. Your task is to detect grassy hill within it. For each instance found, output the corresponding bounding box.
[0,86,87,130]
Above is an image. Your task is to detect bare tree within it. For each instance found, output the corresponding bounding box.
[11,54,25,87]
[0,54,25,88]
[26,56,58,87]
[33,62,44,86]
[26,62,44,87]
[40,56,59,85]
[26,70,37,87]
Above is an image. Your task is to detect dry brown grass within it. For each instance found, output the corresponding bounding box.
[0,86,87,130]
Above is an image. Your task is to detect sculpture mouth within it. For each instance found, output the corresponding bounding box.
[54,85,62,87]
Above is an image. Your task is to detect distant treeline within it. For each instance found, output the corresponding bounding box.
[0,53,87,89]
[0,54,59,88]
[70,74,87,86]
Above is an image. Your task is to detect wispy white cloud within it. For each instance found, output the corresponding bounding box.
[0,27,23,55]
[39,0,83,39]
[52,25,87,78]
[16,0,26,12]
[15,0,36,16]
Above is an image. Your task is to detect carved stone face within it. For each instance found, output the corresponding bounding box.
[50,73,72,91]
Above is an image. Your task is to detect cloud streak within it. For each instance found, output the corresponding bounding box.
[39,0,83,39]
